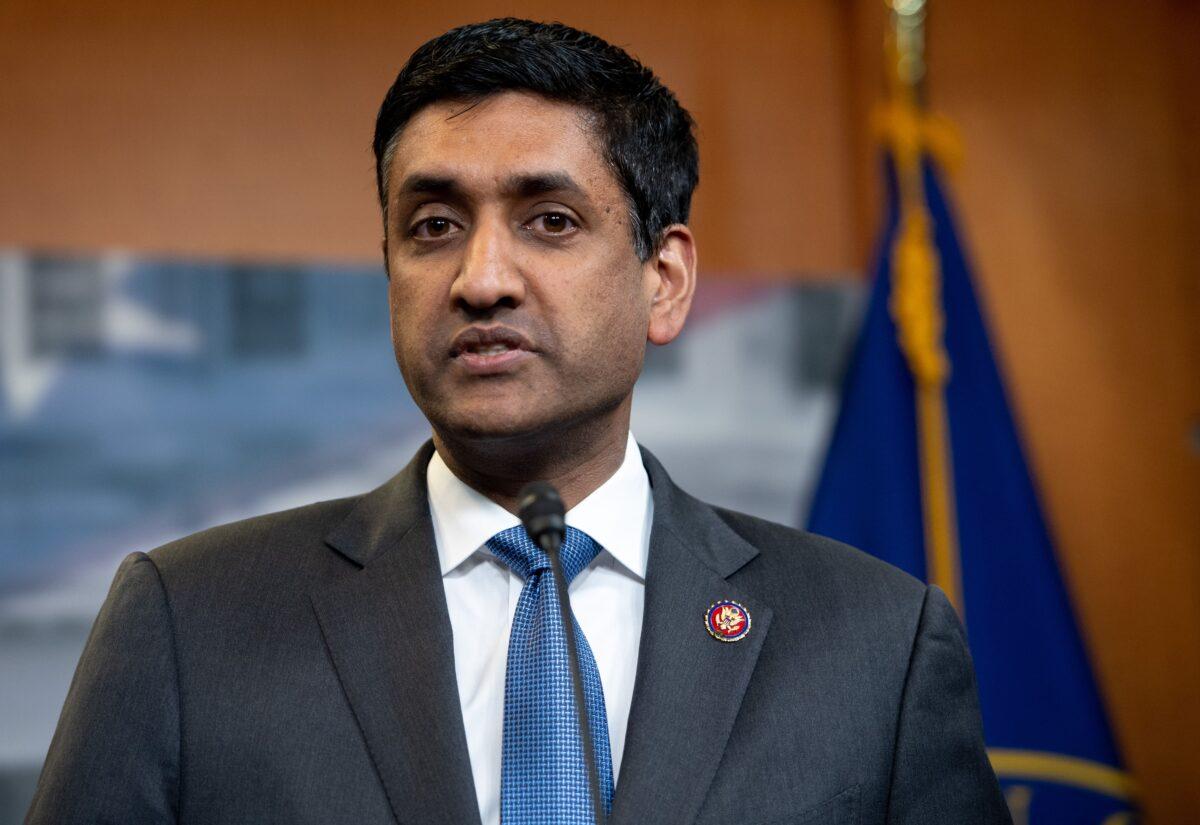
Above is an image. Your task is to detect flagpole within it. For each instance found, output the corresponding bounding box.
[879,0,965,615]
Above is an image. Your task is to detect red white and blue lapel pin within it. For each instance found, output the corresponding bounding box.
[706,599,751,642]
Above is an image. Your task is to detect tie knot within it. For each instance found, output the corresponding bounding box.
[487,525,601,584]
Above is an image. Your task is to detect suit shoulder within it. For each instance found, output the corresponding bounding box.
[145,495,361,578]
[710,504,927,605]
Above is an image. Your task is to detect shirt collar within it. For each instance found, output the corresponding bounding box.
[426,432,651,581]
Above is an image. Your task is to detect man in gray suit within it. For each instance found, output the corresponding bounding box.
[28,18,1010,825]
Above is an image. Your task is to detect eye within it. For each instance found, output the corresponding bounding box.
[528,212,578,235]
[410,216,460,240]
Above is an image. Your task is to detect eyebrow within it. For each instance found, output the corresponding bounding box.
[499,172,589,203]
[393,171,591,205]
[395,174,466,201]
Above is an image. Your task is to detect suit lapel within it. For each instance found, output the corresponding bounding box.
[610,449,773,825]
[310,442,482,825]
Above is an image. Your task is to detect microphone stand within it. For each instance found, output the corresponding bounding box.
[538,529,606,825]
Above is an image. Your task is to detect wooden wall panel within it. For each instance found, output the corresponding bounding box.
[920,2,1200,821]
[0,0,855,272]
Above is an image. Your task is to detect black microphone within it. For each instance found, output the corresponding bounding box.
[518,481,566,555]
[518,482,605,825]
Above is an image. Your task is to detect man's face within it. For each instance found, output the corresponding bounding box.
[382,91,658,443]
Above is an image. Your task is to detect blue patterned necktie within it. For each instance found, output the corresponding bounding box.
[487,525,614,824]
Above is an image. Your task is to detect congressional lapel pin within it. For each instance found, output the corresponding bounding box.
[705,599,751,642]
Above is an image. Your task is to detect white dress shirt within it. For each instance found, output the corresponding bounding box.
[427,432,653,825]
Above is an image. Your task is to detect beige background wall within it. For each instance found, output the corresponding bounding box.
[3,1,1197,821]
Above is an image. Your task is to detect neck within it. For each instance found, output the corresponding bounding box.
[432,402,632,514]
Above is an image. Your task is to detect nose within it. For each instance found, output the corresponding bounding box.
[450,212,525,314]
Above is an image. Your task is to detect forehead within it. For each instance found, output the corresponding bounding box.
[385,91,620,202]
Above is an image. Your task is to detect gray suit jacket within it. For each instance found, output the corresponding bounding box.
[28,443,1010,824]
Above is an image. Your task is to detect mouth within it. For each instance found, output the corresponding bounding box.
[449,325,537,375]
[468,343,517,357]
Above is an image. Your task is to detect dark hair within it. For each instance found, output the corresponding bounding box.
[372,18,699,261]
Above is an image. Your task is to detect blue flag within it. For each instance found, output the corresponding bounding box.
[807,155,1135,824]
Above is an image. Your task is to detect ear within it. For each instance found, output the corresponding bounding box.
[645,224,697,346]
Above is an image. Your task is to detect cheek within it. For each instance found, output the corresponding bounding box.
[386,279,406,348]
[566,264,650,372]
[386,274,432,371]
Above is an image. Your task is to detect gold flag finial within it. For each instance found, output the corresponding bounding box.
[888,0,928,93]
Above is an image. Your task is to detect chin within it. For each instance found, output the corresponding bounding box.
[433,401,555,444]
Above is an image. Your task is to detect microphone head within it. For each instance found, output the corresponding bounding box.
[518,481,565,553]
[518,481,563,518]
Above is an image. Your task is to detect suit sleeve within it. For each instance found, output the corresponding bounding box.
[26,552,181,824]
[885,585,1012,825]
